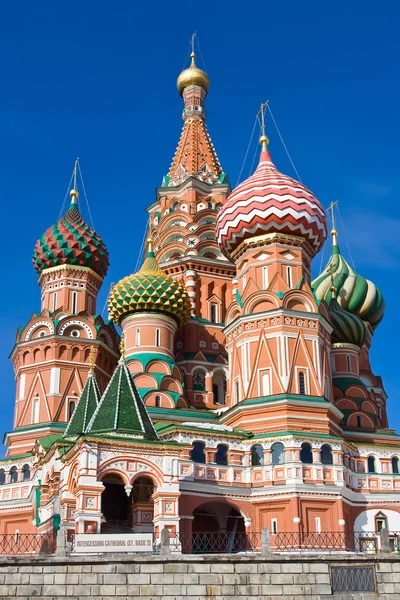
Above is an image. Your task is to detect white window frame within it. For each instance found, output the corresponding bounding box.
[155,328,161,347]
[296,367,309,395]
[315,517,321,534]
[52,292,57,311]
[32,397,40,424]
[286,266,292,288]
[262,266,269,289]
[136,328,140,347]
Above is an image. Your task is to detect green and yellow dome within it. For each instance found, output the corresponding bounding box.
[108,238,192,326]
[312,231,384,330]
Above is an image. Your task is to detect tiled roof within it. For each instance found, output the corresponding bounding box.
[64,372,101,438]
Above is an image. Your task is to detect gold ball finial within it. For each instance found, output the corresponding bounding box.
[330,283,337,299]
[70,189,79,204]
[259,134,269,150]
[177,52,210,96]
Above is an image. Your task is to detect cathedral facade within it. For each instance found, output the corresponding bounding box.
[1,49,399,549]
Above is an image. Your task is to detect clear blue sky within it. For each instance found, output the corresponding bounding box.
[0,1,399,448]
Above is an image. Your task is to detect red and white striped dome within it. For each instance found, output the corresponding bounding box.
[216,147,327,257]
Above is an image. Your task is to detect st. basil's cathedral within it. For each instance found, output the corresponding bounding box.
[0,46,398,547]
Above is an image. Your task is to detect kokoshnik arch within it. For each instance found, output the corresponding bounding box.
[0,45,398,543]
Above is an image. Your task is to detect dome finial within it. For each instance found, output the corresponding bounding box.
[119,334,125,363]
[258,101,270,151]
[70,158,80,205]
[327,200,339,247]
[177,34,210,96]
[88,345,95,374]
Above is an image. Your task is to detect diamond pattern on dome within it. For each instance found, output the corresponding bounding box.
[33,204,109,278]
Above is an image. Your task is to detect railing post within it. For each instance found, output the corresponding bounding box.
[160,528,171,556]
[380,528,391,553]
[261,528,271,555]
[55,526,67,556]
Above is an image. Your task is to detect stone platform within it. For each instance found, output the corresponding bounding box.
[0,552,398,599]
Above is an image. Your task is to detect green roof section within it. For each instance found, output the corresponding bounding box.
[86,360,158,440]
[238,393,329,407]
[64,372,101,439]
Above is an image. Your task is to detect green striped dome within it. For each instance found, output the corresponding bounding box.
[312,239,384,330]
[330,298,367,347]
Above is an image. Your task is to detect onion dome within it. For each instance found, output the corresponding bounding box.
[108,238,192,326]
[33,189,109,278]
[177,51,210,96]
[216,135,327,258]
[329,288,368,347]
[312,230,384,330]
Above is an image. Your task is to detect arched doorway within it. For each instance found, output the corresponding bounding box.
[130,476,155,533]
[191,501,247,553]
[101,474,129,533]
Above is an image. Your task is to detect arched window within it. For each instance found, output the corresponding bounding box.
[368,456,376,473]
[192,370,206,391]
[251,444,264,466]
[215,444,228,466]
[271,442,285,465]
[9,466,18,484]
[300,442,313,464]
[298,372,306,395]
[68,401,76,420]
[392,457,399,474]
[0,469,5,485]
[155,395,161,408]
[212,372,226,405]
[190,442,206,464]
[22,465,30,481]
[320,444,333,465]
[207,201,213,210]
[172,201,179,212]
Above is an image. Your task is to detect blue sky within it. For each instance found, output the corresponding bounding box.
[0,1,399,447]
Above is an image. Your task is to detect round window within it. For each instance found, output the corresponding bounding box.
[71,329,80,338]
[38,331,46,338]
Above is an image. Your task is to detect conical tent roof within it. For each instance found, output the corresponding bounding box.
[64,371,101,438]
[86,360,158,440]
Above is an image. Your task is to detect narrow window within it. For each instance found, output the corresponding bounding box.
[346,355,351,371]
[320,444,333,465]
[315,517,321,534]
[300,442,313,464]
[286,266,292,288]
[52,292,57,311]
[368,456,376,473]
[33,397,40,424]
[251,445,264,466]
[262,266,269,289]
[88,296,93,313]
[392,457,399,474]
[155,395,161,408]
[68,401,76,420]
[19,374,26,400]
[207,201,213,209]
[211,303,218,323]
[330,354,335,372]
[22,465,30,481]
[357,415,362,428]
[272,443,285,465]
[155,329,161,347]
[271,519,278,535]
[72,291,78,314]
[235,380,240,403]
[0,470,5,485]
[262,372,270,396]
[136,328,140,347]
[242,274,246,290]
[298,371,306,395]
[9,467,18,484]
[215,444,228,466]
[190,442,206,464]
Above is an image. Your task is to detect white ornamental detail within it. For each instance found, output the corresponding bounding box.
[25,321,54,341]
[59,320,93,338]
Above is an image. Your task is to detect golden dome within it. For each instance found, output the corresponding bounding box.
[177,52,210,96]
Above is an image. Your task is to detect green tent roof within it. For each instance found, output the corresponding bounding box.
[86,360,158,440]
[64,372,101,438]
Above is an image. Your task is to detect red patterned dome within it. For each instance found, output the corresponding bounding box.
[33,194,109,278]
[216,145,327,257]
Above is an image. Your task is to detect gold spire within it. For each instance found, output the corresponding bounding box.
[257,101,270,151]
[327,200,339,246]
[177,33,210,96]
[70,158,79,204]
[88,345,95,373]
[119,334,125,362]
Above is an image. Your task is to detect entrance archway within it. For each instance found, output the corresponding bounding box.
[101,474,129,533]
[191,501,246,553]
[130,476,155,533]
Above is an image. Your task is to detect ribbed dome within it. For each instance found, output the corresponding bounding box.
[177,52,210,96]
[33,197,109,278]
[312,237,384,330]
[216,145,327,258]
[330,297,368,347]
[108,240,192,326]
